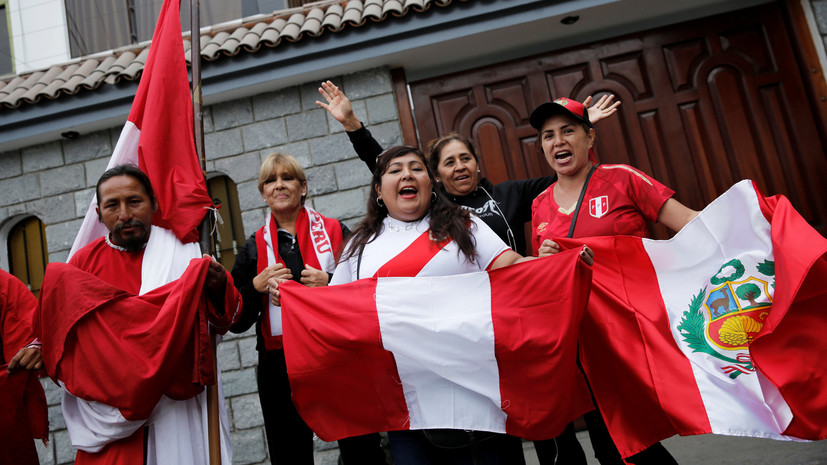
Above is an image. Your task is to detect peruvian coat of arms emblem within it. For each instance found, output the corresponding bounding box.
[677,258,776,378]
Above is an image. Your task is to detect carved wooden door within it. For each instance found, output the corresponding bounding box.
[410,3,827,237]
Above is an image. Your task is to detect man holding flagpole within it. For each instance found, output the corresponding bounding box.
[35,165,241,465]
[32,0,241,462]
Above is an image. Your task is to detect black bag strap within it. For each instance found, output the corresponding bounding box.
[356,243,365,280]
[567,163,600,238]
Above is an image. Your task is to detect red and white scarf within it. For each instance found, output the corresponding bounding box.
[255,207,343,350]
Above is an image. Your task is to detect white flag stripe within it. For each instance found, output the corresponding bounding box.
[376,274,506,432]
[643,180,794,438]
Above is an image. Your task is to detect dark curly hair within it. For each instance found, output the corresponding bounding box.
[341,145,477,263]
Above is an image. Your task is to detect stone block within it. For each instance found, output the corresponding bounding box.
[334,159,372,191]
[366,93,398,125]
[84,157,110,187]
[63,130,112,164]
[299,77,343,111]
[231,394,265,430]
[309,134,357,166]
[326,99,367,135]
[22,141,63,173]
[230,428,267,464]
[314,448,340,465]
[238,336,258,368]
[205,128,244,160]
[41,377,62,405]
[237,180,264,214]
[315,436,339,451]
[26,193,76,224]
[218,339,241,371]
[241,208,268,241]
[286,110,328,142]
[306,165,337,197]
[0,174,40,204]
[36,433,55,465]
[342,216,362,231]
[312,187,367,221]
[253,86,301,120]
[54,429,74,464]
[74,188,96,217]
[365,121,403,149]
[41,164,85,197]
[242,118,288,152]
[268,141,311,168]
[213,98,254,131]
[0,150,21,179]
[813,1,827,33]
[203,105,214,133]
[48,404,66,431]
[45,219,83,255]
[343,68,392,99]
[213,152,263,184]
[49,250,69,264]
[222,367,258,398]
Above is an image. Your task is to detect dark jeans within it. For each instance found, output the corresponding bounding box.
[533,412,677,465]
[388,430,526,465]
[257,349,387,465]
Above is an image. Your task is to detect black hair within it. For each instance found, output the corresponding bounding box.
[341,146,477,263]
[95,165,158,217]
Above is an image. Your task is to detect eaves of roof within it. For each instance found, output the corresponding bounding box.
[0,0,458,111]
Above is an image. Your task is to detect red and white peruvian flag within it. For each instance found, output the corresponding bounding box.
[69,0,211,257]
[279,250,594,441]
[556,180,827,457]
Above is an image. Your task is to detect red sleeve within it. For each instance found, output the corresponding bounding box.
[623,166,674,222]
[1,271,38,364]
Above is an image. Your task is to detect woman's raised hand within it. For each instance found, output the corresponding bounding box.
[316,80,362,131]
[253,263,292,294]
[583,94,621,124]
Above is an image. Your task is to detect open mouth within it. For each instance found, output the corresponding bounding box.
[454,174,470,182]
[554,151,573,162]
[399,186,418,198]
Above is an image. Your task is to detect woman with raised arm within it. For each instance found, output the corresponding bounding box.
[229,153,388,465]
[529,98,698,465]
[316,81,620,255]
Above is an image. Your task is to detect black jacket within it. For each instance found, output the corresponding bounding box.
[230,222,349,350]
[348,125,554,254]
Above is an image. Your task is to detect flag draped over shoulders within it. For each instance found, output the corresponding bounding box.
[34,258,236,421]
[279,250,594,441]
[69,0,210,257]
[555,180,827,457]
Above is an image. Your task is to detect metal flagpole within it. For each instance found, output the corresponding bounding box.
[189,0,222,464]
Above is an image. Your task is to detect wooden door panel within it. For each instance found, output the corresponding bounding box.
[410,3,827,236]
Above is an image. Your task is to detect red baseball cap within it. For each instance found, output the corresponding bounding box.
[529,97,592,130]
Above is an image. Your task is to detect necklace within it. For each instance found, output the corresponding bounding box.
[384,218,416,233]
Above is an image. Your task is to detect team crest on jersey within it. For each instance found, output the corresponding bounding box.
[677,258,775,379]
[536,222,548,233]
[589,196,609,218]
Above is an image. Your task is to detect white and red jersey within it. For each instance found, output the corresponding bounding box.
[531,164,674,251]
[331,214,509,285]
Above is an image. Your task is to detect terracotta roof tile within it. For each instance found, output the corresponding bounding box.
[0,0,465,110]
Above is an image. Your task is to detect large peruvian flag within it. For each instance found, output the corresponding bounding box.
[69,0,211,257]
[556,180,827,457]
[279,249,594,441]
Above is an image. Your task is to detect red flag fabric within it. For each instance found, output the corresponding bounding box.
[0,368,48,465]
[279,250,593,441]
[555,180,827,457]
[69,0,210,256]
[34,258,238,421]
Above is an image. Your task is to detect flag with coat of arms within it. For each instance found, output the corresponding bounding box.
[556,179,827,458]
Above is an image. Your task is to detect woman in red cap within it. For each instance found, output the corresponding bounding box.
[529,98,698,465]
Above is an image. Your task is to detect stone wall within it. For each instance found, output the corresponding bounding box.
[0,67,401,465]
